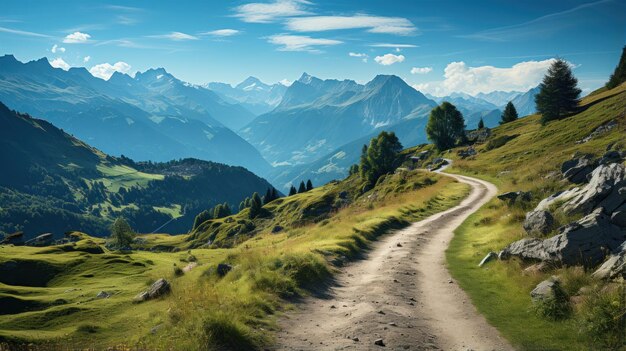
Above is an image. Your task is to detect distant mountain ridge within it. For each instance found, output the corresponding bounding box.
[205,76,287,117]
[0,55,270,175]
[241,73,437,167]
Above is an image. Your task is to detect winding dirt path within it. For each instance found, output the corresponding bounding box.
[273,171,514,350]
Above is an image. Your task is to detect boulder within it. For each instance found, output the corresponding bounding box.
[611,203,626,227]
[24,233,54,247]
[531,277,560,301]
[599,150,624,165]
[0,231,24,245]
[497,191,531,204]
[561,157,596,184]
[523,210,555,235]
[534,188,579,211]
[593,242,626,280]
[96,291,111,299]
[501,208,625,266]
[135,278,171,302]
[563,163,626,214]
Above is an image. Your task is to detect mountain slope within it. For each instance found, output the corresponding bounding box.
[0,55,271,175]
[0,102,275,239]
[241,74,436,166]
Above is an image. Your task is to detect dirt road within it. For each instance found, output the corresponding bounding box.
[273,172,514,350]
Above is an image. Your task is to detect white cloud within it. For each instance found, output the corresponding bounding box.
[0,26,51,38]
[49,58,70,70]
[202,29,241,37]
[349,52,368,63]
[63,31,91,43]
[286,15,416,35]
[267,34,342,52]
[89,61,132,80]
[279,78,293,86]
[411,66,432,74]
[374,53,405,66]
[83,55,91,63]
[234,0,311,23]
[414,59,557,96]
[51,44,66,53]
[370,43,418,48]
[150,32,197,41]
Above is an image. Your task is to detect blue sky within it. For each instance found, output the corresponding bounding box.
[1,0,624,95]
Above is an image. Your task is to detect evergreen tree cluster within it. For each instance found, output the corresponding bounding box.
[606,46,626,90]
[535,58,581,125]
[359,131,403,186]
[192,202,232,230]
[500,102,519,124]
[288,179,314,196]
[109,217,135,249]
[263,187,280,204]
[477,118,485,129]
[425,102,466,151]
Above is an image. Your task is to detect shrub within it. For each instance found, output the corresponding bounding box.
[578,284,626,350]
[485,135,517,150]
[532,282,572,321]
[203,311,258,350]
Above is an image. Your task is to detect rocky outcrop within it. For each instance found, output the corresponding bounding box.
[523,210,555,235]
[216,263,233,277]
[502,208,624,267]
[24,233,53,247]
[135,278,171,302]
[561,157,596,184]
[592,242,626,280]
[612,203,626,227]
[562,163,625,214]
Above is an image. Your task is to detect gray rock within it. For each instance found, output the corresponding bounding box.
[24,233,54,247]
[497,191,531,204]
[563,163,626,214]
[592,242,626,280]
[478,252,497,267]
[562,157,596,184]
[272,225,284,233]
[374,338,385,346]
[611,204,626,227]
[135,278,171,302]
[502,208,624,266]
[531,277,560,301]
[96,291,111,299]
[599,150,624,165]
[523,210,555,235]
[534,188,579,211]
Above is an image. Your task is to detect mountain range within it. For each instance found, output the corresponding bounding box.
[205,76,288,118]
[0,55,270,175]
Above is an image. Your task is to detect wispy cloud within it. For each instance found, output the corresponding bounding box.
[201,29,241,37]
[374,53,405,66]
[63,31,91,43]
[286,15,417,35]
[370,43,418,48]
[83,55,91,63]
[459,0,613,41]
[149,32,198,41]
[0,26,51,38]
[51,44,65,53]
[349,52,368,63]
[105,5,143,12]
[267,34,342,52]
[234,0,311,23]
[410,66,432,74]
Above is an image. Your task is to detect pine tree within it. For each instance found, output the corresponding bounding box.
[359,144,369,179]
[606,46,626,89]
[249,192,262,218]
[288,186,297,196]
[110,217,134,248]
[238,201,245,212]
[298,181,306,193]
[500,101,519,124]
[425,102,466,150]
[359,131,403,185]
[306,179,313,191]
[535,59,581,124]
[477,118,485,129]
[270,187,278,201]
[348,164,359,176]
[264,188,272,204]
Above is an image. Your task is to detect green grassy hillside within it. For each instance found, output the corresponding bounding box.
[0,102,275,239]
[0,167,470,350]
[437,83,625,350]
